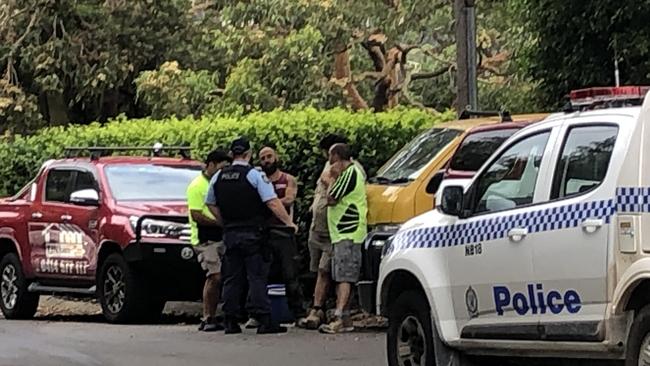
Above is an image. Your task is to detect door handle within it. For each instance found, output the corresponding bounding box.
[60,214,72,221]
[507,228,528,242]
[581,218,603,234]
[31,212,43,219]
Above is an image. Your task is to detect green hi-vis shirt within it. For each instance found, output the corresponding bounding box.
[187,174,216,246]
[327,163,368,244]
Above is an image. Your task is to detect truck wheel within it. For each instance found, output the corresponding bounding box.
[98,253,150,323]
[0,253,39,319]
[387,290,436,366]
[626,304,650,366]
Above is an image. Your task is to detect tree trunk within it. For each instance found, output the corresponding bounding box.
[455,0,469,113]
[333,49,369,111]
[45,92,69,126]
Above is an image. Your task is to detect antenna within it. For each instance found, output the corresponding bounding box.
[614,38,620,87]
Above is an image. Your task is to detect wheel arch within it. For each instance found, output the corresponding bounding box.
[612,258,650,315]
[380,269,430,316]
[97,240,123,270]
[0,237,19,260]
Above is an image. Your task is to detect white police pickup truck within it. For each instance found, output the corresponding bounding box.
[377,86,650,366]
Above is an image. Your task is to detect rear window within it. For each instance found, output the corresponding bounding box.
[449,128,519,172]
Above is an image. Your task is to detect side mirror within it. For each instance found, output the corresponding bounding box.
[440,186,464,217]
[426,169,446,194]
[69,189,100,206]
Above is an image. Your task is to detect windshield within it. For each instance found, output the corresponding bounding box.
[105,164,201,201]
[372,128,461,183]
[449,128,519,172]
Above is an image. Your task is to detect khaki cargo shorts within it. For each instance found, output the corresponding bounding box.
[308,230,332,273]
[332,240,362,283]
[193,241,226,277]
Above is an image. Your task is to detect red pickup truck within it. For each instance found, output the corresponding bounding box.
[0,146,205,323]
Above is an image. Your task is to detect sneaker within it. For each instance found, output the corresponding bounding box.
[296,308,325,330]
[318,317,354,334]
[203,320,225,332]
[244,317,260,329]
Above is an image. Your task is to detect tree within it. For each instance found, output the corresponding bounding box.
[0,0,191,132]
[518,0,650,108]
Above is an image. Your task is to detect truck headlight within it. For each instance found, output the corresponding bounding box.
[381,236,395,257]
[374,224,401,233]
[130,216,189,240]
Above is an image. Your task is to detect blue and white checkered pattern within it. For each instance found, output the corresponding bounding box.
[616,187,650,213]
[388,187,650,254]
[389,199,616,253]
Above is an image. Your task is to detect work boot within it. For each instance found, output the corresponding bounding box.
[297,308,325,330]
[318,316,354,334]
[256,315,288,335]
[224,319,242,335]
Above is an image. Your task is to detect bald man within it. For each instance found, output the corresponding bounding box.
[257,145,305,321]
[259,146,297,220]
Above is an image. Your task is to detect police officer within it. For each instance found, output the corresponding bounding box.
[206,137,297,334]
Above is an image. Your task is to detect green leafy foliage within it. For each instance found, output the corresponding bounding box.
[0,0,192,130]
[0,107,454,227]
[517,0,650,108]
[135,61,220,119]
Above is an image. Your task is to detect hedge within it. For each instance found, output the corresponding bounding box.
[0,107,454,228]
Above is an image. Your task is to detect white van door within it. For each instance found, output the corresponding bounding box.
[448,128,559,340]
[531,123,620,341]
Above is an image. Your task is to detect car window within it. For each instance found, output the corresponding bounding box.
[45,169,75,202]
[73,171,97,193]
[551,125,618,199]
[372,128,461,183]
[449,128,519,172]
[474,132,551,214]
[105,164,201,201]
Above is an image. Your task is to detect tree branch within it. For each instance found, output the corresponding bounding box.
[361,33,388,72]
[411,67,450,81]
[5,10,40,82]
[353,71,382,82]
[332,49,369,110]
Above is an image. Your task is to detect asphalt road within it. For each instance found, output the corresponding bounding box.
[0,316,386,366]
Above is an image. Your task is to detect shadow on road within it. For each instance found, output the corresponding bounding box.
[32,313,202,325]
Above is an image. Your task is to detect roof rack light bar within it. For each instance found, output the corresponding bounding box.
[64,146,192,160]
[459,109,512,122]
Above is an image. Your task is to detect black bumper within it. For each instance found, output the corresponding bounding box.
[358,228,397,314]
[124,241,204,301]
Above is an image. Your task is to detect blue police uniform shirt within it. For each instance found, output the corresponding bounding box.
[205,160,277,205]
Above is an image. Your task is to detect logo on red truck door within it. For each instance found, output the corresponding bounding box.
[33,223,91,275]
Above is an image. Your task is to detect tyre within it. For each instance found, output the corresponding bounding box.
[626,304,650,366]
[387,290,436,366]
[98,253,151,323]
[0,253,39,319]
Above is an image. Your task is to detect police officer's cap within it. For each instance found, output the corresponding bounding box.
[230,137,251,155]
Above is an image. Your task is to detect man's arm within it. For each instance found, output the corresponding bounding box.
[266,198,296,229]
[206,204,224,226]
[250,170,298,231]
[280,174,297,207]
[327,166,356,206]
[190,210,219,226]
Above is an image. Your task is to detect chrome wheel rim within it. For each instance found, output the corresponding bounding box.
[103,265,125,314]
[639,333,650,366]
[397,315,427,366]
[1,264,18,310]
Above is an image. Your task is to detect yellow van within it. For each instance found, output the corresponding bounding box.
[358,112,548,311]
